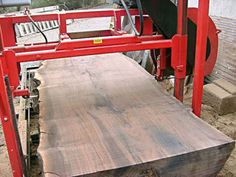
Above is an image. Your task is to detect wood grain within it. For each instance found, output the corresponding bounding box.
[36,53,235,177]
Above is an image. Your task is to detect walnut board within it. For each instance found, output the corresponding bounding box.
[36,53,234,177]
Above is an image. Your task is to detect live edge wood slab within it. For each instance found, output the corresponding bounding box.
[36,53,234,177]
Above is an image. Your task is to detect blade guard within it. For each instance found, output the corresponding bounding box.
[188,8,219,76]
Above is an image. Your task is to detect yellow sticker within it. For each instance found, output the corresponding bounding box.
[93,38,103,44]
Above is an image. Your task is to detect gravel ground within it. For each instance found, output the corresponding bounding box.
[0,124,12,177]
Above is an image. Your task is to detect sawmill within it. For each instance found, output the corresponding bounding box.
[0,0,235,176]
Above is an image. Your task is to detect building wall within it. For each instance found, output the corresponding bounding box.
[188,0,236,19]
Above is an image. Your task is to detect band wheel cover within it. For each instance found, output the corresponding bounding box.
[188,7,219,76]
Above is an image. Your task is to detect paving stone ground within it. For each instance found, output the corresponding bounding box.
[203,79,236,115]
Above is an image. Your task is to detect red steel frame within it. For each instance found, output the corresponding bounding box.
[0,1,210,176]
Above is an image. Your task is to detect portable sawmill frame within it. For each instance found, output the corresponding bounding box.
[0,0,211,176]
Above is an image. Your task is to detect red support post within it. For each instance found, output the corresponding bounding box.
[114,11,122,31]
[192,0,210,117]
[59,13,67,35]
[0,18,16,48]
[3,50,20,89]
[0,61,23,177]
[173,0,188,102]
[156,48,166,81]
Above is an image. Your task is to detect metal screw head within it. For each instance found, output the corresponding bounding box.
[4,117,8,122]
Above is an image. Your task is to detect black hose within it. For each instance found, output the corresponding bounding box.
[120,0,144,36]
[25,10,48,44]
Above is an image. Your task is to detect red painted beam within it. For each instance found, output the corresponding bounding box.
[56,35,164,50]
[192,0,210,117]
[16,39,172,63]
[0,61,23,177]
[173,0,188,102]
[3,50,20,89]
[0,18,16,48]
[0,9,139,24]
[13,89,30,97]
[7,43,58,53]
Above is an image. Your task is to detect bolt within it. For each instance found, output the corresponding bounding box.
[4,117,8,122]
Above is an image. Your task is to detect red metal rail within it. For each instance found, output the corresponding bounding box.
[0,1,210,176]
[192,0,210,116]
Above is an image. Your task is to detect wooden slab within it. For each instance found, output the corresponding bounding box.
[36,53,235,177]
